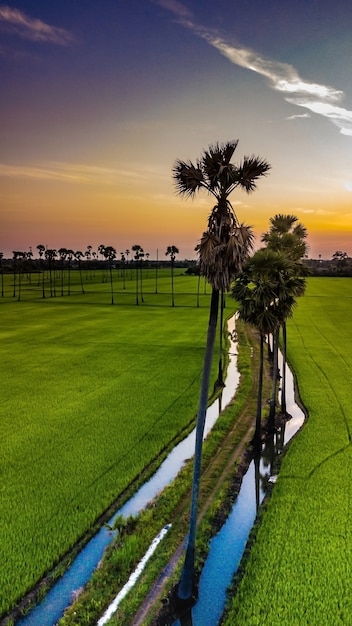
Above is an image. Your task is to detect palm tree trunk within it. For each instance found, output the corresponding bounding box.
[280,322,287,415]
[171,260,175,307]
[216,290,225,388]
[79,262,84,294]
[109,261,114,305]
[155,249,158,294]
[178,287,219,602]
[268,327,279,432]
[135,264,139,305]
[253,332,264,451]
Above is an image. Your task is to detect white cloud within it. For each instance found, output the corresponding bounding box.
[157,4,352,137]
[0,5,73,45]
[152,0,193,19]
[286,113,311,121]
[285,98,352,135]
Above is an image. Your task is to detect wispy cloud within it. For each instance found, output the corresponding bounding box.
[286,113,311,121]
[0,5,73,45]
[155,0,352,136]
[0,161,168,185]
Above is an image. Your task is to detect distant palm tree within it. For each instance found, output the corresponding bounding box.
[98,244,106,282]
[132,244,143,305]
[85,245,93,280]
[0,251,4,297]
[45,249,57,297]
[12,251,25,300]
[74,250,85,294]
[66,249,74,295]
[58,248,67,296]
[37,244,46,297]
[165,245,179,306]
[103,245,117,304]
[120,252,126,289]
[173,139,270,601]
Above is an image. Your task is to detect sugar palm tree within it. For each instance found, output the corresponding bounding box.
[74,250,85,294]
[173,140,270,601]
[45,249,57,297]
[102,245,117,304]
[165,245,179,306]
[58,247,67,296]
[36,244,46,297]
[233,248,291,447]
[262,214,308,415]
[132,244,143,305]
[66,249,74,295]
[0,251,4,297]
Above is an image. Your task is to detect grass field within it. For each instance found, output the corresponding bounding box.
[0,268,221,617]
[223,277,352,625]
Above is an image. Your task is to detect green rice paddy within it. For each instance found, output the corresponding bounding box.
[223,277,352,625]
[3,272,352,624]
[0,268,218,617]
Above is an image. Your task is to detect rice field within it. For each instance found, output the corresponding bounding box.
[0,268,219,617]
[223,277,352,625]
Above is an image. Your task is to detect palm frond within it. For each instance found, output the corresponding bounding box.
[236,156,271,192]
[173,159,206,197]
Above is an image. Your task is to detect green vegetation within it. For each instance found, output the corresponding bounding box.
[0,269,221,618]
[222,277,352,625]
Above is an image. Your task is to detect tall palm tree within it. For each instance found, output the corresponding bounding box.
[36,244,46,297]
[165,245,179,306]
[233,248,292,447]
[98,244,106,283]
[120,252,126,289]
[262,214,308,415]
[173,140,270,601]
[74,250,85,294]
[45,249,57,297]
[103,246,117,304]
[58,248,67,296]
[0,251,4,297]
[132,244,143,305]
[66,249,74,295]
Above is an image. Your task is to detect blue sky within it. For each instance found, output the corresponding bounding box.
[1,0,352,258]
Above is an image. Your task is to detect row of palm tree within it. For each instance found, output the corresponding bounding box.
[173,141,308,603]
[2,244,181,305]
[173,139,271,601]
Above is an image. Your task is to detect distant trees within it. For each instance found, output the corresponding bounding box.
[173,139,270,601]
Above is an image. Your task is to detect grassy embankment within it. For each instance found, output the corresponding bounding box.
[0,268,222,618]
[223,277,352,625]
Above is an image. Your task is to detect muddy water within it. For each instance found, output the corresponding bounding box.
[17,318,240,626]
[173,350,305,626]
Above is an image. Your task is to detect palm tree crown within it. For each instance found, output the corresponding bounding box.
[173,141,270,290]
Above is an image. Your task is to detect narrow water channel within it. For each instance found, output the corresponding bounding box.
[173,350,305,626]
[17,318,240,626]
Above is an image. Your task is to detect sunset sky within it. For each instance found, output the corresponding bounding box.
[1,0,352,259]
